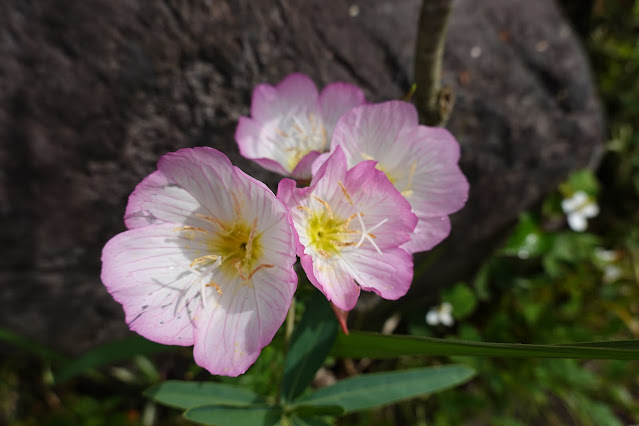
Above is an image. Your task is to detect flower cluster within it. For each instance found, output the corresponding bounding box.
[561,190,599,232]
[101,73,468,376]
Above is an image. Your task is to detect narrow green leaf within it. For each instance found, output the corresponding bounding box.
[144,380,264,410]
[0,327,68,363]
[55,335,172,382]
[296,365,474,413]
[290,404,345,417]
[184,404,282,426]
[281,291,337,403]
[556,340,639,350]
[331,332,639,360]
[291,416,332,426]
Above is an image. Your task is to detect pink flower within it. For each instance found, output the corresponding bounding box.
[277,147,417,311]
[101,147,297,376]
[235,73,366,180]
[315,101,469,253]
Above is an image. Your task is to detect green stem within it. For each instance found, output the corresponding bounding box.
[413,0,455,126]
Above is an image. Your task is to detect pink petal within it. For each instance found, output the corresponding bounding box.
[319,82,366,137]
[342,161,417,248]
[309,146,348,201]
[126,148,241,229]
[251,73,320,124]
[331,101,419,164]
[192,265,296,376]
[248,156,293,177]
[289,150,322,180]
[307,256,361,311]
[156,147,240,223]
[343,247,413,300]
[124,170,200,229]
[101,223,205,346]
[236,118,320,179]
[276,178,307,255]
[399,126,469,216]
[234,117,264,160]
[401,214,451,253]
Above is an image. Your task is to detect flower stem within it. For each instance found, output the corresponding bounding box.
[285,296,296,344]
[413,0,455,126]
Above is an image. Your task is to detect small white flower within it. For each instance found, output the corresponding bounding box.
[426,302,454,327]
[561,191,599,232]
[603,265,622,283]
[594,247,619,263]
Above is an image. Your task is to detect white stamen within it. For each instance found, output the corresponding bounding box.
[367,218,388,233]
[354,212,384,255]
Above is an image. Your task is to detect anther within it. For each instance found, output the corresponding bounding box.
[206,282,223,295]
[312,196,334,218]
[244,218,258,260]
[174,225,208,233]
[338,181,354,205]
[195,214,227,230]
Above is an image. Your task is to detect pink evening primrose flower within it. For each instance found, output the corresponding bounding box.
[101,147,297,376]
[235,73,366,180]
[314,101,469,253]
[277,146,417,311]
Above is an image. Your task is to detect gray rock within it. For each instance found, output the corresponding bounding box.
[0,0,603,354]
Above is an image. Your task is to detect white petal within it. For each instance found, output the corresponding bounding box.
[440,311,455,327]
[581,202,599,218]
[567,213,587,232]
[426,310,440,325]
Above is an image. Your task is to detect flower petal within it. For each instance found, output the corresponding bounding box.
[309,146,349,202]
[342,160,417,248]
[253,73,320,123]
[402,213,451,253]
[125,148,239,229]
[394,126,469,216]
[192,266,296,376]
[567,212,587,232]
[124,170,201,229]
[342,247,413,301]
[306,256,361,311]
[101,223,207,346]
[331,101,419,163]
[319,82,366,138]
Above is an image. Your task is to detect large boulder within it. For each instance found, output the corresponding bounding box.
[0,0,603,353]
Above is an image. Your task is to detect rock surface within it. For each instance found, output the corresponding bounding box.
[0,0,603,353]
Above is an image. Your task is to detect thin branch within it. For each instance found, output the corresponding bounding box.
[413,0,455,126]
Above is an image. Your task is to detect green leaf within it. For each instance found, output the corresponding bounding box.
[331,332,639,360]
[563,169,600,196]
[442,283,477,319]
[296,365,474,413]
[290,404,345,417]
[55,335,172,382]
[184,404,282,426]
[501,213,551,259]
[144,380,264,410]
[281,290,337,403]
[291,416,332,426]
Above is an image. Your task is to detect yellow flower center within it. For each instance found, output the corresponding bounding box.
[306,210,355,257]
[178,215,274,292]
[206,220,263,280]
